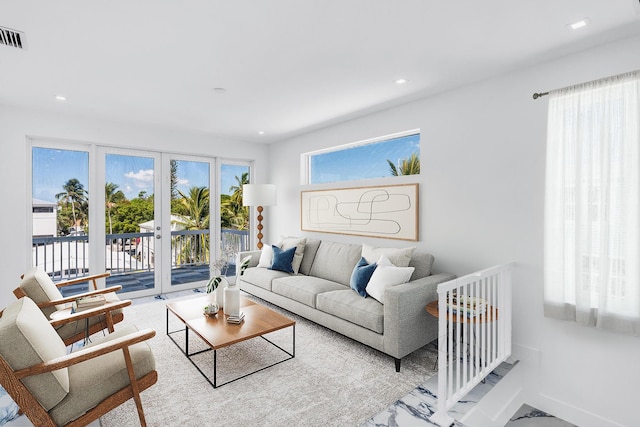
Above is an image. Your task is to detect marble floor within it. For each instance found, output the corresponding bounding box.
[364,361,576,427]
[505,404,576,427]
[364,362,514,427]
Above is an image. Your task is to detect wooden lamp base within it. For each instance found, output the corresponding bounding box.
[256,206,264,250]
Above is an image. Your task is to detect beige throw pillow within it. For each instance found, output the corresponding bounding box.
[280,236,306,274]
[362,243,415,267]
[256,237,307,274]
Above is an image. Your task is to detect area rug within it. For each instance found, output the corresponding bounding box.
[100,293,438,427]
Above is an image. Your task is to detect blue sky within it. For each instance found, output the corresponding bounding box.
[33,148,249,203]
[311,133,420,184]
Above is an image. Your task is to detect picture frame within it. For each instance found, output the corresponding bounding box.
[301,183,418,241]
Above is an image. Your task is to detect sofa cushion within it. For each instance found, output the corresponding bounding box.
[241,267,291,291]
[272,276,346,308]
[257,246,274,268]
[366,255,414,304]
[316,290,384,334]
[308,240,362,286]
[280,237,307,274]
[269,245,296,273]
[0,297,69,411]
[362,243,415,268]
[350,257,377,297]
[298,238,321,276]
[49,325,156,426]
[408,252,435,280]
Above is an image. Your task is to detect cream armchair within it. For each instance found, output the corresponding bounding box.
[14,267,130,346]
[0,297,157,426]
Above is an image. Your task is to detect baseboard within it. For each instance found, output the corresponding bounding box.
[530,393,625,427]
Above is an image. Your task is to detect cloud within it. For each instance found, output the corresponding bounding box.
[177,178,189,186]
[125,169,154,188]
[125,169,154,181]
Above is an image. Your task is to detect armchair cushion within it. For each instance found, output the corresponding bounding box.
[49,325,156,426]
[0,297,69,411]
[18,267,65,318]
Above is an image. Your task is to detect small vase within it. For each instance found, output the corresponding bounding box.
[224,282,240,318]
[215,276,228,310]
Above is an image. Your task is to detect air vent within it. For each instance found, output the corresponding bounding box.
[0,26,25,49]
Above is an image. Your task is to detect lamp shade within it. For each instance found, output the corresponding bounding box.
[243,184,277,207]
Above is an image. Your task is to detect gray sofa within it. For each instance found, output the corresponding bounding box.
[236,238,455,371]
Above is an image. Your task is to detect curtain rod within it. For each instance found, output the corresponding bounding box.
[532,69,639,100]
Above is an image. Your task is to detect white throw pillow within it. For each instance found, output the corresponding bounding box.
[280,236,306,274]
[257,246,274,268]
[365,254,415,304]
[362,243,415,267]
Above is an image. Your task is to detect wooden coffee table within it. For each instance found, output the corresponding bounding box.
[166,295,295,388]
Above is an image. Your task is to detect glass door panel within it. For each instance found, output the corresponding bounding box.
[169,158,211,290]
[104,151,161,296]
[220,163,250,278]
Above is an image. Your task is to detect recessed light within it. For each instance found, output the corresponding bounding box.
[258,131,265,135]
[55,95,67,101]
[394,79,408,85]
[212,87,227,94]
[568,18,589,30]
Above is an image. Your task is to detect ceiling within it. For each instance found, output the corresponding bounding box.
[1,1,640,143]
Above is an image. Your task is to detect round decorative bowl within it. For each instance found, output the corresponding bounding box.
[203,303,219,317]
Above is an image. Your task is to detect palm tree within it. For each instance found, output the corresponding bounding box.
[55,178,87,233]
[221,173,249,230]
[174,187,210,264]
[105,182,126,234]
[387,152,420,176]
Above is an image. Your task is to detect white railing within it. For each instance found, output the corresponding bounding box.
[429,263,514,427]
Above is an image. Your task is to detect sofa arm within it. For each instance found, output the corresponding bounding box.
[383,272,456,358]
[236,250,262,269]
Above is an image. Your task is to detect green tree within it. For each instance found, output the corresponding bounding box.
[221,173,249,230]
[105,182,126,234]
[55,178,87,234]
[111,197,154,233]
[387,152,420,176]
[174,187,210,264]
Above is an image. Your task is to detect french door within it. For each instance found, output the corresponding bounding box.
[101,149,215,297]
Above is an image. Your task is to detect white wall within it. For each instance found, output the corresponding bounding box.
[0,105,269,305]
[267,35,640,427]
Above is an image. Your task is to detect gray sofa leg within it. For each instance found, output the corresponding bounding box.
[395,358,401,372]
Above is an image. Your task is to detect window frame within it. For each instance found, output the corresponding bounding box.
[301,129,420,185]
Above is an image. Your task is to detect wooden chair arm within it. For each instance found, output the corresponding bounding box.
[37,286,122,309]
[49,300,132,327]
[55,272,111,290]
[13,328,156,379]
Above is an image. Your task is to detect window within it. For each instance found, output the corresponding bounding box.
[544,71,640,336]
[304,131,420,184]
[32,146,90,282]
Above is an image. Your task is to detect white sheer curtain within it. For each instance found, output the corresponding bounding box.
[544,70,640,336]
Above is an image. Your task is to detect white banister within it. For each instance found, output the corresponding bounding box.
[430,263,514,427]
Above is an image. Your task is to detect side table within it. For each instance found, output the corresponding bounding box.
[426,300,498,367]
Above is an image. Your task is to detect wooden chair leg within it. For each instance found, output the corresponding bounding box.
[106,312,115,333]
[122,347,147,427]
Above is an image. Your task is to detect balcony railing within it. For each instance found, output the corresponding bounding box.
[32,228,250,284]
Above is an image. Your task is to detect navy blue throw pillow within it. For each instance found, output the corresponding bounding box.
[350,257,377,297]
[269,245,296,273]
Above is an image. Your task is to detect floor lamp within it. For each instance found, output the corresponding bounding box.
[242,184,277,250]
